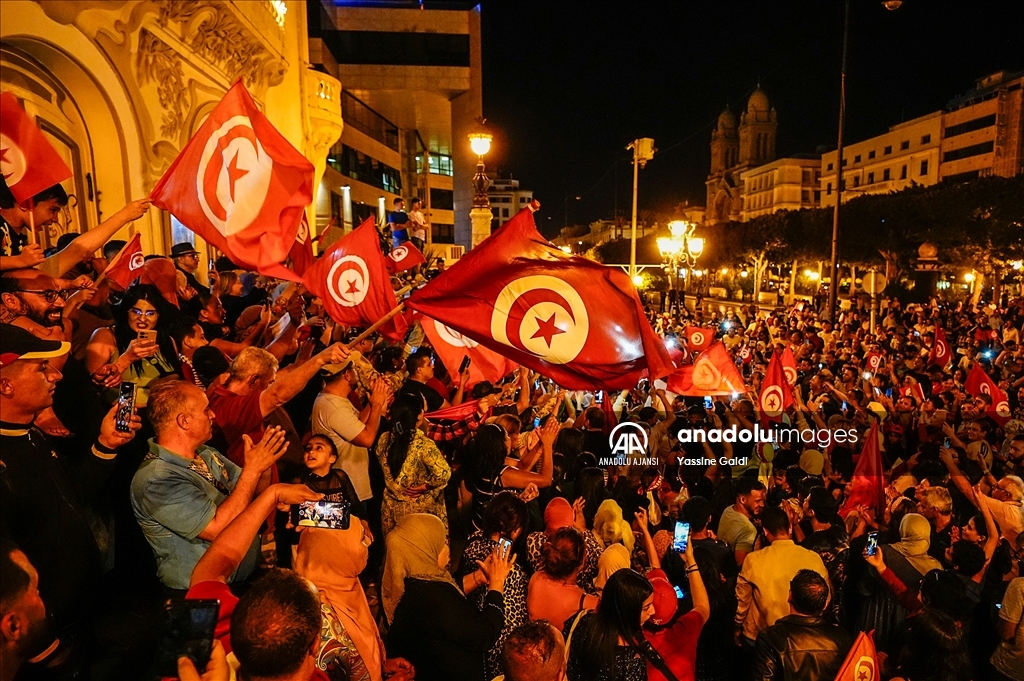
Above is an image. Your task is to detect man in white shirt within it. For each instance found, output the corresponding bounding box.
[407,197,428,252]
[312,360,392,503]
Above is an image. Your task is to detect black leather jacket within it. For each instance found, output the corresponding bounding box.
[753,615,855,681]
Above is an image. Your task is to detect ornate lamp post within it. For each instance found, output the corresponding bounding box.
[658,220,703,312]
[468,120,493,247]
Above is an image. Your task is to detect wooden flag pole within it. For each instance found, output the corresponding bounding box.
[25,199,37,245]
[344,303,405,348]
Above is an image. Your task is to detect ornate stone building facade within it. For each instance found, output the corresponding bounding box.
[1,0,343,267]
[705,87,778,225]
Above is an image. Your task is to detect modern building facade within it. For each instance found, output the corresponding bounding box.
[819,112,942,208]
[739,157,821,221]
[488,176,533,230]
[940,70,1024,183]
[0,0,341,270]
[308,0,483,249]
[706,88,778,225]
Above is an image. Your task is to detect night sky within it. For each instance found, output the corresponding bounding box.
[475,1,1022,237]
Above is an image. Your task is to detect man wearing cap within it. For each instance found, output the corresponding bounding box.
[170,242,206,296]
[0,325,140,634]
[312,358,393,505]
[752,570,853,681]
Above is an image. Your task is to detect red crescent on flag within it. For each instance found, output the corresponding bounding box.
[129,253,145,271]
[507,288,575,354]
[201,124,261,223]
[326,255,370,307]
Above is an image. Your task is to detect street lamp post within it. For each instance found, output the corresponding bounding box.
[468,120,493,248]
[658,220,703,312]
[626,138,655,279]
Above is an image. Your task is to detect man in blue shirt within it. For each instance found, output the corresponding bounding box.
[130,380,288,590]
[388,197,410,251]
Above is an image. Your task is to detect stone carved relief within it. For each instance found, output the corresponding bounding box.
[135,30,188,138]
[154,0,287,91]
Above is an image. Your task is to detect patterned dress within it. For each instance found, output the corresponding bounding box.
[377,430,452,535]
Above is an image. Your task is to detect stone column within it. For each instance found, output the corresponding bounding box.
[470,207,493,248]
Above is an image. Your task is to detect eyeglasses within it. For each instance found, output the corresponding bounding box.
[129,308,159,319]
[17,289,70,303]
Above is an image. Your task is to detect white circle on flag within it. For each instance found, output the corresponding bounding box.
[390,246,409,262]
[935,340,947,358]
[433,320,479,348]
[979,382,991,396]
[761,385,784,414]
[129,253,145,271]
[996,400,1011,419]
[0,134,26,187]
[692,356,723,391]
[868,354,882,370]
[490,275,589,364]
[690,331,707,347]
[783,365,798,386]
[854,656,875,681]
[326,255,369,307]
[296,215,309,243]
[196,115,273,236]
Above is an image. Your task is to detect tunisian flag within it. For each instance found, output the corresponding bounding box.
[840,419,885,520]
[965,363,1011,425]
[406,207,673,390]
[150,81,312,282]
[0,92,73,204]
[666,342,744,396]
[288,212,315,276]
[759,351,793,422]
[928,326,952,368]
[684,326,713,353]
[421,315,517,389]
[103,233,145,289]
[302,217,407,342]
[834,631,879,681]
[780,345,799,386]
[385,240,426,274]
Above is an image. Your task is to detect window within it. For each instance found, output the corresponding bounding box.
[427,154,453,176]
[322,30,470,68]
[921,134,931,144]
[827,162,834,171]
[854,154,861,163]
[341,92,399,151]
[943,140,995,162]
[900,165,907,180]
[814,190,821,202]
[900,140,910,150]
[502,208,510,218]
[867,172,874,184]
[329,142,402,194]
[945,114,996,138]
[868,150,876,159]
[841,159,847,167]
[429,188,454,210]
[826,182,832,195]
[919,160,929,176]
[883,168,891,181]
[801,170,811,183]
[432,223,454,244]
[853,176,860,188]
[801,190,810,202]
[884,145,892,155]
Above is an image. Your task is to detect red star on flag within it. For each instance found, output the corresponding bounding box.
[531,312,565,347]
[227,151,248,202]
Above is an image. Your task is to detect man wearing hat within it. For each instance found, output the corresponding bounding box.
[0,325,140,635]
[170,242,207,296]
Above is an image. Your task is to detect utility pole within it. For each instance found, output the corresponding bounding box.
[827,0,850,322]
[626,138,655,280]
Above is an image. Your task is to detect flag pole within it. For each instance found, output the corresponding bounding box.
[345,303,405,348]
[25,198,37,246]
[92,234,134,289]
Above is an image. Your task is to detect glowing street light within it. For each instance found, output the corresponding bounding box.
[469,119,493,210]
[963,272,976,283]
[632,274,644,287]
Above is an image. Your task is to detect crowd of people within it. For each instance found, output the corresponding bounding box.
[1,179,1023,681]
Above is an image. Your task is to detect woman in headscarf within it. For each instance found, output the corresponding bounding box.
[593,499,636,554]
[384,514,513,681]
[376,394,451,536]
[595,543,632,592]
[856,512,943,652]
[294,525,388,681]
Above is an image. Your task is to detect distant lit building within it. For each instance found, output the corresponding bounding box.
[487,177,533,230]
[819,112,942,207]
[308,0,483,249]
[739,157,821,220]
[706,88,778,224]
[940,70,1024,182]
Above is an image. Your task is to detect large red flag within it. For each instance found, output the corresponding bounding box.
[834,631,879,681]
[759,351,793,423]
[288,212,315,276]
[405,208,673,390]
[840,420,884,519]
[965,363,1011,425]
[103,232,145,289]
[928,326,952,368]
[302,217,407,341]
[600,390,619,436]
[385,240,427,274]
[780,345,799,387]
[150,81,312,282]
[684,326,713,353]
[0,92,73,204]
[864,351,884,372]
[666,342,744,396]
[421,315,517,389]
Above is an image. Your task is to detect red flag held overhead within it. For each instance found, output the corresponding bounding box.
[684,326,713,353]
[150,81,312,282]
[928,326,952,368]
[421,315,517,389]
[103,233,145,289]
[0,92,73,204]
[833,631,879,681]
[965,362,1011,425]
[666,342,745,396]
[840,419,885,519]
[288,212,315,276]
[302,216,408,341]
[759,350,793,423]
[385,239,427,274]
[780,345,799,386]
[406,207,673,390]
